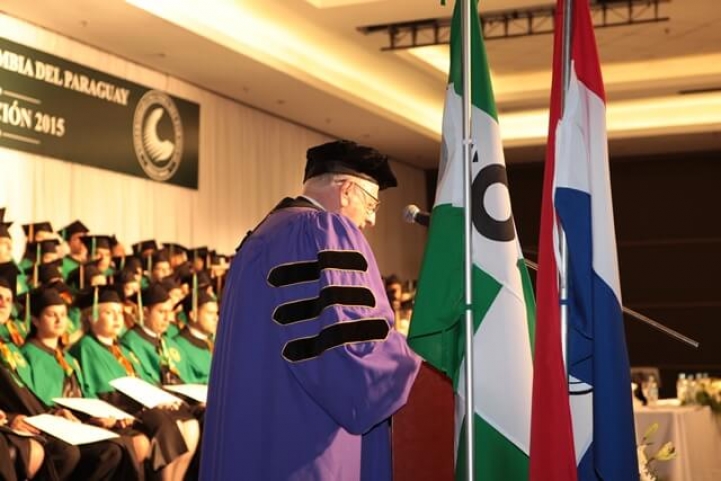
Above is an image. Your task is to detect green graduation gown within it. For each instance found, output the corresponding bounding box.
[173,328,212,384]
[0,320,28,348]
[20,340,83,406]
[120,326,188,385]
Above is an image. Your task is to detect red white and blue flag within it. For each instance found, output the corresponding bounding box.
[529,0,639,480]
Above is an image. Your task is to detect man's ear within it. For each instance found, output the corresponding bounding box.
[339,181,352,207]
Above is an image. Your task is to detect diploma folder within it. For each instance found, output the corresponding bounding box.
[109,376,184,408]
[52,397,135,421]
[23,414,118,445]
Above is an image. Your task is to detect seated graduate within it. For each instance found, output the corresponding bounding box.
[187,247,209,275]
[57,220,89,280]
[113,268,142,333]
[148,250,172,284]
[131,240,159,290]
[120,283,191,387]
[158,276,186,339]
[162,243,188,271]
[0,221,29,339]
[80,235,115,277]
[0,263,28,347]
[67,262,108,294]
[0,282,123,481]
[0,274,44,481]
[30,261,83,346]
[70,285,199,481]
[19,222,57,273]
[21,286,147,479]
[173,288,218,385]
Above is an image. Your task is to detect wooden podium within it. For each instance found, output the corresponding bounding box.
[392,362,455,481]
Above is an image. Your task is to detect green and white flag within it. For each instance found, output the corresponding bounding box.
[407,1,535,479]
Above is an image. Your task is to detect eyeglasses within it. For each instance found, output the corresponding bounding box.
[348,180,381,215]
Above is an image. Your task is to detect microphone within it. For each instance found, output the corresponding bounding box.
[402,204,430,227]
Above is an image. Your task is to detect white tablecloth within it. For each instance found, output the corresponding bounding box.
[634,404,721,481]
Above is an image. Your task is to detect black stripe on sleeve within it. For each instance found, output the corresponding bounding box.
[282,318,390,362]
[317,250,367,273]
[267,251,368,288]
[273,286,375,325]
[267,260,318,287]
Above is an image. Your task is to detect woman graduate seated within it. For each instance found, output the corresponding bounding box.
[21,285,148,480]
[0,283,123,481]
[70,284,199,481]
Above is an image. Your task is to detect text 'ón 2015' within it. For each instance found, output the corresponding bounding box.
[0,100,66,138]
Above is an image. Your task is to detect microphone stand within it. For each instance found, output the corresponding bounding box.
[523,258,699,349]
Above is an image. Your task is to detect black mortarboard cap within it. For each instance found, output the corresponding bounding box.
[182,289,217,316]
[113,255,142,273]
[38,259,63,285]
[163,243,187,257]
[74,285,122,311]
[24,239,60,263]
[67,262,104,290]
[142,282,170,307]
[114,268,138,286]
[0,262,19,298]
[160,275,181,292]
[21,222,53,239]
[59,220,89,241]
[80,235,113,256]
[132,240,159,257]
[29,286,66,317]
[384,274,402,287]
[0,221,12,239]
[152,249,170,265]
[174,262,194,285]
[189,247,209,262]
[304,140,397,190]
[210,252,230,267]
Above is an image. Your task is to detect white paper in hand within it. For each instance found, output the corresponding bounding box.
[52,398,135,420]
[109,376,183,408]
[163,384,208,403]
[23,414,118,445]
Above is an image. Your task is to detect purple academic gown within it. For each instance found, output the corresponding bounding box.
[200,201,421,481]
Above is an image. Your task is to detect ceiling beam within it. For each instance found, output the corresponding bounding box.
[359,0,670,50]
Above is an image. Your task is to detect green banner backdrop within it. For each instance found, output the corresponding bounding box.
[0,36,200,189]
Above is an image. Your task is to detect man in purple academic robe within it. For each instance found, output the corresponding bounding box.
[200,140,421,481]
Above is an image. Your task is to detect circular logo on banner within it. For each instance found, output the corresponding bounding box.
[133,90,184,181]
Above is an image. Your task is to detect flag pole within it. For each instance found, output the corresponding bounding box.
[559,0,574,379]
[461,0,475,479]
